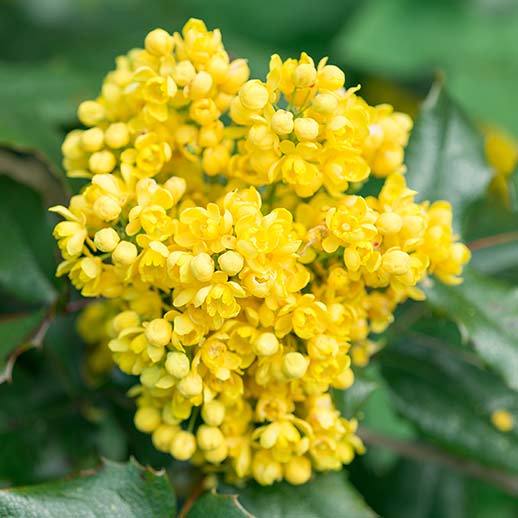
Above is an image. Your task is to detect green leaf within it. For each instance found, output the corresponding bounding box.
[0,176,58,306]
[0,62,97,174]
[403,84,491,231]
[0,309,48,383]
[463,198,518,279]
[0,459,176,518]
[187,491,250,518]
[380,332,518,472]
[333,366,379,419]
[350,366,415,475]
[509,166,518,213]
[333,0,518,137]
[425,268,518,390]
[235,472,376,518]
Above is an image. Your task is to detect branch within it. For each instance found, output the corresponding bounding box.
[468,232,518,251]
[178,476,206,518]
[358,427,518,496]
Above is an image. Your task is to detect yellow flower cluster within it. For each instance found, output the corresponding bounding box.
[52,19,469,486]
[229,53,412,195]
[484,127,518,205]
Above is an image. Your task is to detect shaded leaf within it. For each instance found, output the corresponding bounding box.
[0,309,48,383]
[236,471,376,518]
[380,332,518,472]
[462,198,518,279]
[425,268,518,390]
[403,83,491,231]
[0,459,176,518]
[333,0,518,136]
[187,491,250,518]
[509,166,518,213]
[334,366,379,419]
[0,176,58,305]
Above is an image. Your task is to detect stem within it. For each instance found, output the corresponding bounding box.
[178,476,206,518]
[64,298,91,314]
[264,182,279,211]
[468,232,518,251]
[187,406,200,433]
[358,427,518,496]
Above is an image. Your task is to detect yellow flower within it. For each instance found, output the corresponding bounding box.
[175,203,233,253]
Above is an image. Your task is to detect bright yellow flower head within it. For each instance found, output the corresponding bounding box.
[53,18,469,486]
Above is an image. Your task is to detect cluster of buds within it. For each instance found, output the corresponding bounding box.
[52,19,470,485]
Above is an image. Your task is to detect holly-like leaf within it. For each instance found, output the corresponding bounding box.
[234,472,376,518]
[509,167,518,213]
[187,491,251,518]
[380,331,518,472]
[0,309,49,383]
[333,0,518,137]
[0,459,176,518]
[403,84,491,231]
[0,176,58,305]
[425,268,518,391]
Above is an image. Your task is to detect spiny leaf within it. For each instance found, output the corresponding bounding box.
[0,459,176,518]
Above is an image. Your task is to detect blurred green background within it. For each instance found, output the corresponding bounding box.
[1,1,518,516]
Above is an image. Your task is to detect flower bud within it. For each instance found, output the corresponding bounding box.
[239,80,269,111]
[377,212,403,234]
[293,63,317,87]
[197,425,224,451]
[254,332,279,356]
[173,60,196,86]
[259,425,279,449]
[170,430,196,460]
[112,241,138,265]
[89,150,116,174]
[207,54,229,83]
[94,227,120,252]
[145,28,174,56]
[165,351,190,378]
[252,452,282,486]
[312,93,338,114]
[81,127,104,152]
[201,400,225,426]
[152,424,178,452]
[334,367,354,389]
[204,442,228,464]
[105,122,130,149]
[222,59,250,94]
[382,249,411,275]
[284,456,312,485]
[134,407,161,433]
[218,251,244,276]
[113,310,140,333]
[294,117,319,141]
[203,145,230,176]
[94,195,121,221]
[282,352,308,379]
[190,252,215,282]
[177,372,203,398]
[249,124,276,150]
[271,109,294,135]
[491,409,514,432]
[189,71,213,99]
[145,318,172,347]
[318,65,345,90]
[164,176,187,204]
[78,100,105,126]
